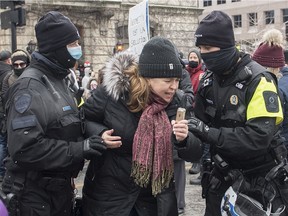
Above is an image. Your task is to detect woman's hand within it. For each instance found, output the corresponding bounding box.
[101,129,122,149]
[171,119,188,142]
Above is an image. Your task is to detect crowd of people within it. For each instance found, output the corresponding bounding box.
[0,9,287,216]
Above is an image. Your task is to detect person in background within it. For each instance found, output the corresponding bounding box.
[186,49,205,96]
[82,36,202,216]
[252,29,287,152]
[186,49,204,182]
[0,50,12,183]
[0,49,31,182]
[186,49,210,186]
[252,29,285,80]
[81,66,91,90]
[187,11,287,216]
[0,51,12,81]
[279,50,288,151]
[173,50,195,215]
[2,49,30,94]
[83,77,98,101]
[1,11,106,215]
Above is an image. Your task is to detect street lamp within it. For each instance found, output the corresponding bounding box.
[26,39,37,54]
[113,41,123,54]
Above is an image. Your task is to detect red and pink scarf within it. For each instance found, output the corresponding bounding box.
[131,94,174,196]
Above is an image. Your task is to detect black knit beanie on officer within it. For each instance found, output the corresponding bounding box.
[35,11,80,54]
[35,11,80,71]
[195,11,235,49]
[139,37,182,78]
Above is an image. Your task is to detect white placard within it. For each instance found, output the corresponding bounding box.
[128,0,150,55]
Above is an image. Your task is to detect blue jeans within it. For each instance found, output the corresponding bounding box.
[0,133,7,177]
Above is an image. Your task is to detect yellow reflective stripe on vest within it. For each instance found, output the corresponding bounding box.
[247,77,283,125]
[78,97,84,108]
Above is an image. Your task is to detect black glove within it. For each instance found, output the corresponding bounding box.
[83,135,107,159]
[188,117,209,142]
[75,87,84,105]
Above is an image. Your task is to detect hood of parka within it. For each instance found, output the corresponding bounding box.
[102,51,138,101]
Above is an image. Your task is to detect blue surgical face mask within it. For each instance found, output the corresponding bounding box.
[67,46,82,60]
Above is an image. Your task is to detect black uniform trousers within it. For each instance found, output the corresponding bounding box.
[18,176,74,216]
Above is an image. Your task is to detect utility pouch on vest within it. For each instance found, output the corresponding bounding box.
[270,133,287,162]
[272,143,287,163]
[213,154,230,176]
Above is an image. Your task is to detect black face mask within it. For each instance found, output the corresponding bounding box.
[45,46,76,70]
[188,61,199,68]
[201,47,239,76]
[14,68,25,76]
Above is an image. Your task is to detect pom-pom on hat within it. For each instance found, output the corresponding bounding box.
[195,11,235,49]
[35,11,80,54]
[139,36,182,78]
[252,29,285,68]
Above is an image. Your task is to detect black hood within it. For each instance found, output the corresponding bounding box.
[30,51,70,79]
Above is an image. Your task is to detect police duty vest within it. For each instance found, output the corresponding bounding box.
[6,68,83,142]
[199,61,283,129]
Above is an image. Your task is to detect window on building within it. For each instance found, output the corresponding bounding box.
[232,0,241,2]
[248,13,258,26]
[203,0,212,7]
[217,0,226,4]
[233,15,242,28]
[283,9,288,23]
[116,25,129,41]
[265,10,274,24]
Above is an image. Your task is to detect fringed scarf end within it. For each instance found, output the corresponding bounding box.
[131,161,151,188]
[151,169,174,196]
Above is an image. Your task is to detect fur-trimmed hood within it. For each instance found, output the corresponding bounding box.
[102,51,138,101]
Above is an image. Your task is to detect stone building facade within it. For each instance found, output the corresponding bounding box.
[0,0,202,71]
[198,0,288,53]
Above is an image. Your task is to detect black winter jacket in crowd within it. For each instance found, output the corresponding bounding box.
[82,52,202,216]
[192,53,287,216]
[194,53,282,169]
[4,52,84,182]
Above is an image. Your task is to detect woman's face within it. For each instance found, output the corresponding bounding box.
[149,77,180,103]
[188,52,199,64]
[90,80,98,90]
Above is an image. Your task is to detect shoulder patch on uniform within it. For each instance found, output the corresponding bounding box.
[263,91,279,113]
[14,94,32,113]
[12,115,37,130]
[203,78,212,87]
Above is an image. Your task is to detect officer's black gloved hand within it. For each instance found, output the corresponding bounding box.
[83,135,107,160]
[188,117,209,142]
[75,87,84,105]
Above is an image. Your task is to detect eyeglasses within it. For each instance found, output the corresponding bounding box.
[13,62,26,68]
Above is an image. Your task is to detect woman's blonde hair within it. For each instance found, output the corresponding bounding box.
[125,63,149,113]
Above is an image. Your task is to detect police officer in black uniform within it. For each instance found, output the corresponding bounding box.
[2,11,106,215]
[184,11,288,216]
